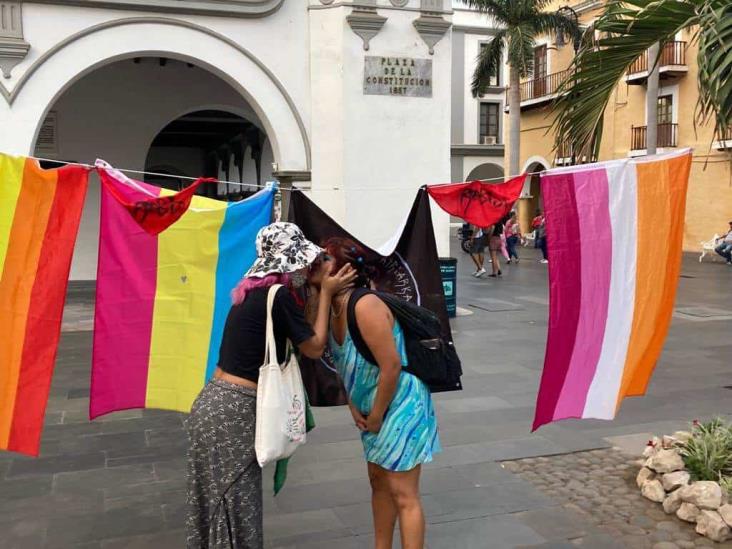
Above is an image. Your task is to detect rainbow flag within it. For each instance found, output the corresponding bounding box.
[533,150,692,430]
[90,164,274,419]
[0,154,89,455]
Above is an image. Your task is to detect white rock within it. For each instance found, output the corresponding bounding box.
[677,502,700,523]
[661,471,690,492]
[645,449,684,474]
[679,481,724,510]
[636,467,656,488]
[720,504,732,528]
[672,431,692,444]
[641,479,666,503]
[695,510,731,542]
[663,489,684,514]
[662,435,679,449]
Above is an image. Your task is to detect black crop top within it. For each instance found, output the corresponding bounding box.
[217,286,314,383]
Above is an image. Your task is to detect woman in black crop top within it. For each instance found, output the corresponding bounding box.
[186,222,355,549]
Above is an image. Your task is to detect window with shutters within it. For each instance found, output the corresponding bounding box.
[479,103,500,143]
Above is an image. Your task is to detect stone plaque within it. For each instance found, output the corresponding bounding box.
[363,56,432,98]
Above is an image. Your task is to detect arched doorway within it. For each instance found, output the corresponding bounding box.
[30,54,281,279]
[466,162,504,182]
[145,108,273,200]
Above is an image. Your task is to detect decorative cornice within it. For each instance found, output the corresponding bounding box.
[0,2,30,79]
[450,144,504,157]
[347,3,387,51]
[452,24,498,36]
[413,14,451,55]
[26,0,285,18]
[272,170,311,182]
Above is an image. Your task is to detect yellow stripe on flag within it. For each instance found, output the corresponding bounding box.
[0,155,25,275]
[146,193,227,412]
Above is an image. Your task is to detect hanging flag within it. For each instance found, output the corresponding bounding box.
[426,174,526,227]
[100,174,215,235]
[0,154,89,456]
[533,150,692,431]
[90,163,274,419]
[289,188,461,406]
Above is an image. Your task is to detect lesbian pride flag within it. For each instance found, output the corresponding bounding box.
[90,164,273,419]
[533,150,692,430]
[0,154,88,455]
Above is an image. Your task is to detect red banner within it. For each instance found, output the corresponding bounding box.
[426,175,526,227]
[98,172,215,234]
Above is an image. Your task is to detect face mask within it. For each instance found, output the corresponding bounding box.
[291,270,307,288]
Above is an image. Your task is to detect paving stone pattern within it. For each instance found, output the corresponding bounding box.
[1,245,731,548]
[504,449,732,549]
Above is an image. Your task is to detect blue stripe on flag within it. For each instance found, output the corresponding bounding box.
[205,189,274,381]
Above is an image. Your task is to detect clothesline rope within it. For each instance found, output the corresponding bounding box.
[28,155,543,190]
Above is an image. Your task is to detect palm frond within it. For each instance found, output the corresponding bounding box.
[460,0,510,22]
[471,29,507,97]
[507,24,536,79]
[696,0,732,136]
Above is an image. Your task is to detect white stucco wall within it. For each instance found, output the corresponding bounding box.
[309,4,452,254]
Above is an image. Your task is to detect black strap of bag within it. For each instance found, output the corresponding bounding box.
[346,288,379,365]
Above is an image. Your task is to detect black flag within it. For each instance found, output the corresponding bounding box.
[289,188,460,406]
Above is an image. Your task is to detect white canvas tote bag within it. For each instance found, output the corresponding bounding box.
[254,285,307,467]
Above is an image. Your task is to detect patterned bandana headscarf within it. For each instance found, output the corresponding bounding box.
[244,222,323,278]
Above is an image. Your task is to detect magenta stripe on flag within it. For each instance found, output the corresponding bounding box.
[552,169,612,420]
[90,181,160,419]
[532,173,582,431]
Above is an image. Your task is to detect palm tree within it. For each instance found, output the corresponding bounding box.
[464,0,580,177]
[552,0,732,160]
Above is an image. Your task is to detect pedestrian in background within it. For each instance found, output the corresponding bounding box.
[469,225,487,277]
[504,211,521,264]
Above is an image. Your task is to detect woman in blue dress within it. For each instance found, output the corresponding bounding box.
[315,238,440,549]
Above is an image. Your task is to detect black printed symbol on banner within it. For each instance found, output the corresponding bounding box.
[131,196,187,223]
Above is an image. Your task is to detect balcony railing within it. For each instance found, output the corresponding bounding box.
[714,127,732,150]
[630,123,678,151]
[628,41,687,77]
[518,69,571,103]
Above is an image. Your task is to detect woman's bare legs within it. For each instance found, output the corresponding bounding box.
[383,465,424,549]
[489,249,500,275]
[368,462,398,549]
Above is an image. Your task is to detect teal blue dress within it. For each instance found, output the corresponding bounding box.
[329,321,441,471]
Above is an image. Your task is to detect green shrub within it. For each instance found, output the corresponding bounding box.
[679,418,732,485]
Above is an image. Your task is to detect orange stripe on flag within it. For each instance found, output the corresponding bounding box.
[625,153,691,396]
[616,153,691,408]
[8,164,88,455]
[0,159,58,448]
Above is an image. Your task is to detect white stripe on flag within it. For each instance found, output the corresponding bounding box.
[582,161,638,419]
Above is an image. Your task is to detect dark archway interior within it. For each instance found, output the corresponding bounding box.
[145,109,266,200]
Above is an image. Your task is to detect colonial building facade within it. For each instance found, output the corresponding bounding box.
[512,0,732,250]
[0,0,502,279]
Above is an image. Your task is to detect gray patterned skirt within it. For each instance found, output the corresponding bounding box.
[185,379,262,549]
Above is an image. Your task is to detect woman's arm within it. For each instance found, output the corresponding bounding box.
[355,295,401,433]
[298,265,356,359]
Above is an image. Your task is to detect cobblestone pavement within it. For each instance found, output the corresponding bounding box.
[504,449,732,549]
[2,247,731,548]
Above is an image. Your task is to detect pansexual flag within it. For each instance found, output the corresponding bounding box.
[533,150,692,430]
[90,163,273,419]
[0,154,89,455]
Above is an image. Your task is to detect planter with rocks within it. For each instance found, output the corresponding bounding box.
[638,429,732,543]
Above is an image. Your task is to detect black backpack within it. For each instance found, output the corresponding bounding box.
[346,288,462,393]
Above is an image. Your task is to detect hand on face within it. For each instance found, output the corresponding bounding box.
[321,263,357,297]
